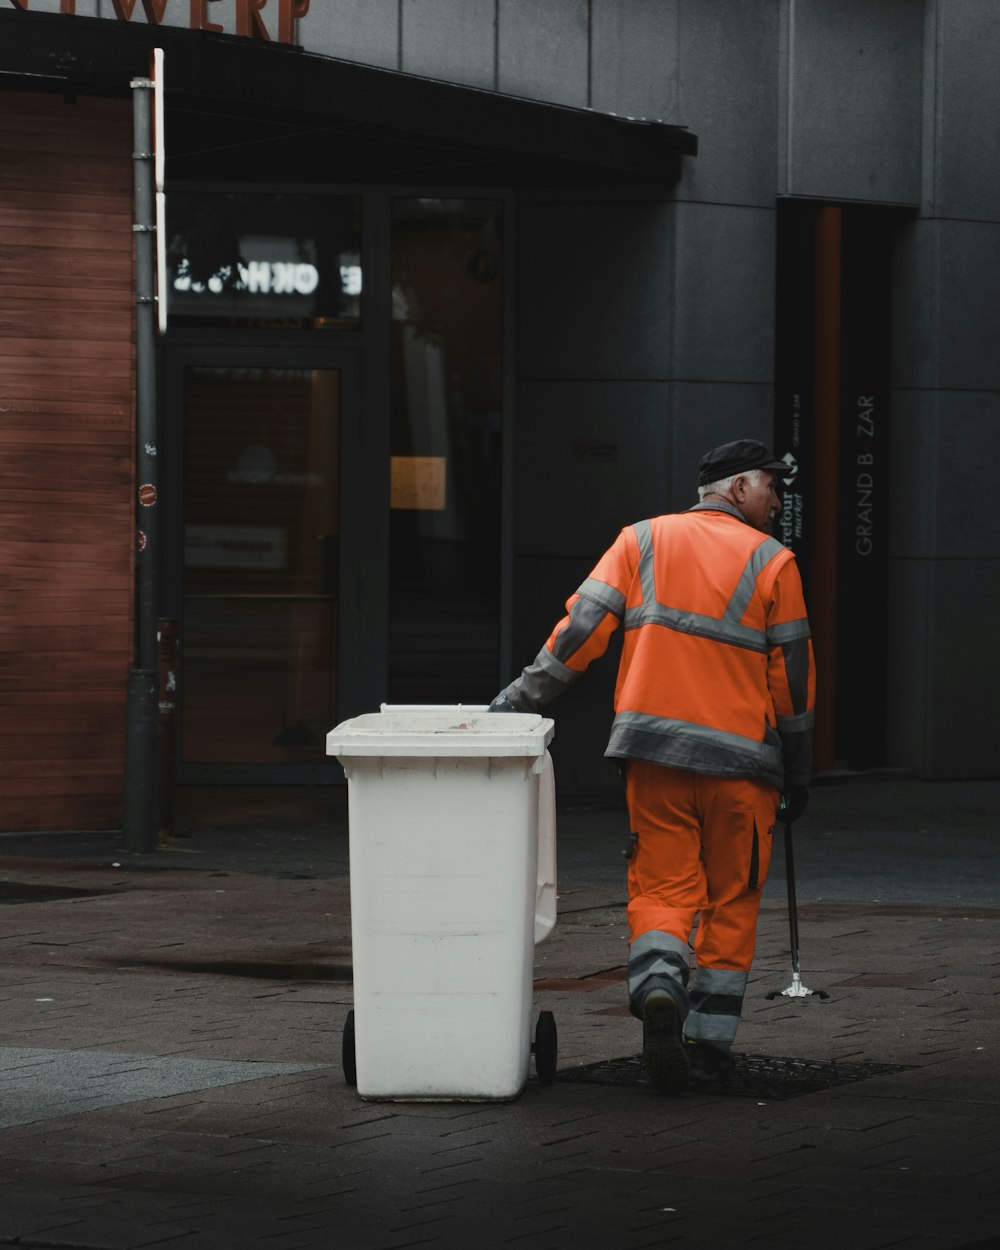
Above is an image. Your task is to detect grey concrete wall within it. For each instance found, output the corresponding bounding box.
[304,0,400,69]
[676,0,781,209]
[934,0,1000,222]
[591,0,680,122]
[402,0,495,86]
[303,0,596,101]
[779,0,924,206]
[888,0,1000,779]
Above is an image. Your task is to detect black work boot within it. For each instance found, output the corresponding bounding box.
[686,1039,737,1089]
[641,989,689,1095]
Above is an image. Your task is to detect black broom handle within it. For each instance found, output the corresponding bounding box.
[783,821,801,976]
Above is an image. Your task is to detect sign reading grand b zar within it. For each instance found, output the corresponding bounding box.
[7,1,309,44]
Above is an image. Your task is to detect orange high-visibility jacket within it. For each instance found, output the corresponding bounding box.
[501,501,815,790]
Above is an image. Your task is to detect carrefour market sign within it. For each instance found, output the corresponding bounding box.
[6,0,309,44]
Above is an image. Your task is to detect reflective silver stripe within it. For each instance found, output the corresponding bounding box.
[630,929,690,962]
[691,968,747,996]
[550,595,613,665]
[684,968,748,1048]
[627,930,691,1015]
[777,710,815,732]
[767,618,812,645]
[633,519,656,607]
[624,603,768,652]
[534,645,577,684]
[724,538,785,626]
[575,576,626,618]
[622,525,785,653]
[627,958,688,1002]
[608,720,784,788]
[613,710,783,771]
[685,1013,739,1045]
[503,649,578,710]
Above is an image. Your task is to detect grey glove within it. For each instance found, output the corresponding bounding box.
[488,693,518,713]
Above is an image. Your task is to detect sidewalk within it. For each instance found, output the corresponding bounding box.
[0,776,997,1249]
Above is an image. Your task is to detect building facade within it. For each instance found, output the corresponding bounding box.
[1,0,997,833]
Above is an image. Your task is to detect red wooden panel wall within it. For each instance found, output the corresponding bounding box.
[0,91,134,832]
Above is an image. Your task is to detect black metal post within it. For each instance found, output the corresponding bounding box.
[122,67,160,853]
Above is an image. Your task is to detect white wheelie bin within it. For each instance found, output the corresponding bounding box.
[327,705,557,1102]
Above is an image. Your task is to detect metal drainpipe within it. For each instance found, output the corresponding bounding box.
[122,67,160,853]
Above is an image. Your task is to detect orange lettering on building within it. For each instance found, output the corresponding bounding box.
[8,0,306,43]
[189,0,224,34]
[110,0,169,18]
[278,0,309,44]
[236,0,269,40]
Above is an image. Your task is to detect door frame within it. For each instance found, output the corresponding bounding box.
[162,342,366,784]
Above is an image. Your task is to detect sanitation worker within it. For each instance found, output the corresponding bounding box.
[490,438,815,1094]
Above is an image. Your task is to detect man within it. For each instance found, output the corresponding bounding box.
[490,439,815,1094]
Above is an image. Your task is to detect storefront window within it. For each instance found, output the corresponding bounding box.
[180,366,341,766]
[167,192,361,330]
[388,198,504,703]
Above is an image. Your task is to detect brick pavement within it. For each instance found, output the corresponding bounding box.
[0,781,997,1247]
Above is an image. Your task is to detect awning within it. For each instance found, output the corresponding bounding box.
[0,10,697,186]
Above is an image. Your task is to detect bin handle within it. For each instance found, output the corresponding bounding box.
[534,749,557,944]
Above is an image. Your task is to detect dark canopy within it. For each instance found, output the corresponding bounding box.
[0,9,697,186]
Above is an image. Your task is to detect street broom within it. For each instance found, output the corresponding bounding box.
[766,821,828,1001]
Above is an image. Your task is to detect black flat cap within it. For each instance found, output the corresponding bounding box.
[699,438,786,487]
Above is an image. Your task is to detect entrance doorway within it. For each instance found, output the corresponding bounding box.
[165,352,359,782]
[774,202,896,771]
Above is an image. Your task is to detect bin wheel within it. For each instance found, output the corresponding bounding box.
[533,1010,557,1086]
[342,1010,357,1087]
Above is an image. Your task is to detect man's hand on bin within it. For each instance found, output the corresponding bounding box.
[779,786,809,824]
[488,693,518,712]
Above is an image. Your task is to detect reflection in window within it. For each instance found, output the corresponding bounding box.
[389,198,504,704]
[167,192,361,330]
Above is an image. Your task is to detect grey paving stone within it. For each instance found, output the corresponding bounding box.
[0,1044,325,1129]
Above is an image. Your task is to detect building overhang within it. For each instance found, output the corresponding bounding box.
[0,10,697,187]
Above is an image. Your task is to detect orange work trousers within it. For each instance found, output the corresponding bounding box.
[625,761,780,971]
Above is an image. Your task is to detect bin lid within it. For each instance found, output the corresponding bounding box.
[326,710,554,758]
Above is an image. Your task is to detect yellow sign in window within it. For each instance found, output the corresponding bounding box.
[390,456,447,511]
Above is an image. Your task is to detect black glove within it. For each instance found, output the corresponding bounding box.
[779,786,809,824]
[488,693,518,713]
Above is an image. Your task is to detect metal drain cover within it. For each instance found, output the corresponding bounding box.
[555,1053,912,1099]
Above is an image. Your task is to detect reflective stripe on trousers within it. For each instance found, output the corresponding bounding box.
[624,761,779,1047]
[685,968,748,1049]
[625,939,749,1050]
[627,929,690,1017]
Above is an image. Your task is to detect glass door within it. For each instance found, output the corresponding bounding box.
[168,355,357,782]
[387,197,506,704]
